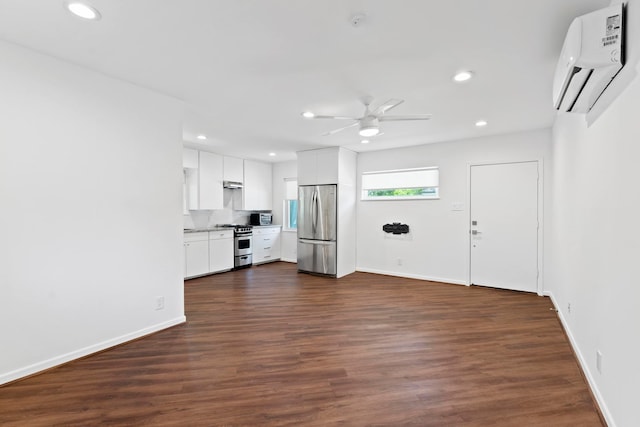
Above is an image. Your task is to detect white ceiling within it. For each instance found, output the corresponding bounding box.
[0,0,610,162]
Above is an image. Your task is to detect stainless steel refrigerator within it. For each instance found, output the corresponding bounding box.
[297,184,337,276]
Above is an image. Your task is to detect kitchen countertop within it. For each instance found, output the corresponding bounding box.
[183,227,229,233]
[183,225,282,233]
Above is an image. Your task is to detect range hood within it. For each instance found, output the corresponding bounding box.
[223,180,243,189]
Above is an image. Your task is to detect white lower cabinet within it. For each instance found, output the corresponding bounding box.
[184,232,209,278]
[253,226,281,265]
[209,230,234,273]
[184,230,234,279]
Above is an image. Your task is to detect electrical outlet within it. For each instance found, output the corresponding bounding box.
[567,302,571,314]
[155,296,165,311]
[596,350,603,374]
[397,258,403,266]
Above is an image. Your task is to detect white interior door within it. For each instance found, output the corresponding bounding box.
[469,162,539,293]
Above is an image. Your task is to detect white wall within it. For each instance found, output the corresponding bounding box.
[272,160,298,262]
[0,41,185,384]
[547,1,640,425]
[357,129,551,284]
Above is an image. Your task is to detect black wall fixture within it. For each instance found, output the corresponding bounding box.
[382,223,410,235]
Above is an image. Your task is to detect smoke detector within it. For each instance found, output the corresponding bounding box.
[350,14,366,28]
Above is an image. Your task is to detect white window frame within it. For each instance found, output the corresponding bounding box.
[361,167,439,201]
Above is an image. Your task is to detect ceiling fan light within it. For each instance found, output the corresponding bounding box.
[359,116,380,137]
[359,126,379,137]
[302,111,315,118]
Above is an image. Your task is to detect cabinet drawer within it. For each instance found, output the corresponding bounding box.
[184,232,209,242]
[257,253,275,261]
[256,236,275,250]
[208,230,233,240]
[253,227,280,235]
[253,250,278,265]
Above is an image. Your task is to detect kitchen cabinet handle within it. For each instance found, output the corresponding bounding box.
[265,246,271,250]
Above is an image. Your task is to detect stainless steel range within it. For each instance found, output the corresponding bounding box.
[219,224,253,269]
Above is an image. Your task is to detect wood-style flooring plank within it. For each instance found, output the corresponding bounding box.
[0,262,603,426]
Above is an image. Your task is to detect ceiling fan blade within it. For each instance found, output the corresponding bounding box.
[379,114,432,121]
[372,99,404,115]
[310,115,359,120]
[322,121,359,136]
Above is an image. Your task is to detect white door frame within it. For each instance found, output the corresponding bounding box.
[465,159,544,295]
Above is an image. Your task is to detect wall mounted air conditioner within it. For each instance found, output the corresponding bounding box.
[553,3,625,113]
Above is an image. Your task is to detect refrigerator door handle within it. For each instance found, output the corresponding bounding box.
[299,239,334,245]
[311,190,318,235]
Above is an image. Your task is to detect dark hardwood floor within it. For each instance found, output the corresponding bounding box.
[0,262,603,426]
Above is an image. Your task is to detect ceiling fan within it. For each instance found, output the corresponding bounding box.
[302,97,432,137]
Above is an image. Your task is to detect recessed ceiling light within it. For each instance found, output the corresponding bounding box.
[475,120,488,127]
[302,111,315,118]
[196,134,207,140]
[65,2,101,20]
[453,71,473,82]
[268,152,276,157]
[361,139,370,144]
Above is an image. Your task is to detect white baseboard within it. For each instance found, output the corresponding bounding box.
[280,257,297,263]
[355,267,467,286]
[544,291,615,427]
[0,316,186,386]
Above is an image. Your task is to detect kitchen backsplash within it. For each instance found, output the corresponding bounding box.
[183,189,253,229]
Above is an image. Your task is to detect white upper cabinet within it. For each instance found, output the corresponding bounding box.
[297,147,352,185]
[315,148,340,185]
[198,151,223,210]
[185,150,223,211]
[223,156,244,183]
[183,148,272,211]
[243,160,272,211]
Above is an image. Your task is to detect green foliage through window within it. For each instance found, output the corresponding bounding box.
[366,188,436,197]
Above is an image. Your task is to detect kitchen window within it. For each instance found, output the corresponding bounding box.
[284,178,298,229]
[361,167,439,200]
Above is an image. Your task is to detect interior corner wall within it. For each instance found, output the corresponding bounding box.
[356,129,551,284]
[0,41,185,385]
[547,2,640,425]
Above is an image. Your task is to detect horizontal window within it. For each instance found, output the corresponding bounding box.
[362,167,439,200]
